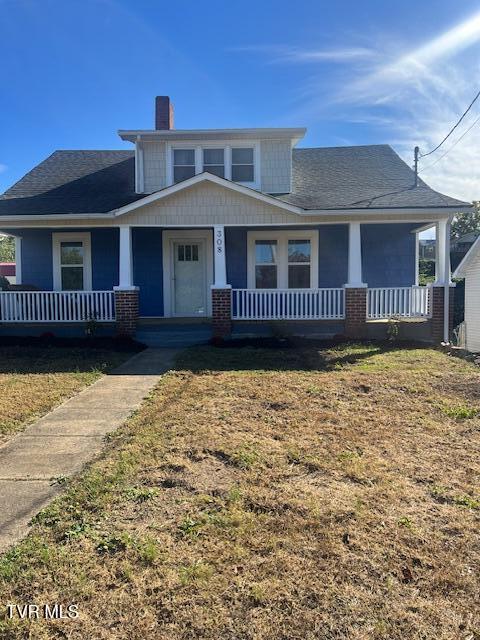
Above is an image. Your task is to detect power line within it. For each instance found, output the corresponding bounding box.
[419,113,480,173]
[419,88,480,158]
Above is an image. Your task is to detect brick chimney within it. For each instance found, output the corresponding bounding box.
[155,96,174,130]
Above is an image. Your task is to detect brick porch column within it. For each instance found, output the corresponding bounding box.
[431,285,454,343]
[211,286,232,339]
[344,287,367,338]
[114,287,139,336]
[114,225,138,337]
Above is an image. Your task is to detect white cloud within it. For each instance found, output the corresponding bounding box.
[245,12,480,202]
[232,44,376,64]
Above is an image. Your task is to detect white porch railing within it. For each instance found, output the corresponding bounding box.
[0,291,116,323]
[367,286,431,319]
[232,288,345,320]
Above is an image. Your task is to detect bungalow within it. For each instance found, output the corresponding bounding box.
[0,96,471,345]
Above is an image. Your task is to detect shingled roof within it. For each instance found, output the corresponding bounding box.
[0,145,469,216]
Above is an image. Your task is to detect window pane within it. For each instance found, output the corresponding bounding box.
[61,242,83,265]
[192,245,198,261]
[256,265,277,289]
[288,264,310,288]
[173,149,195,165]
[255,240,277,264]
[232,148,253,164]
[174,165,196,183]
[178,245,184,261]
[204,165,225,178]
[203,148,224,165]
[61,266,83,291]
[288,240,311,263]
[232,164,254,182]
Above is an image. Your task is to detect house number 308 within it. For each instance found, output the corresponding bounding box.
[216,229,224,254]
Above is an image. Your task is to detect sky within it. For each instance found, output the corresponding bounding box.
[1,0,480,206]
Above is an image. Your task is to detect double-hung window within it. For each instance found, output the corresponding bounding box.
[169,144,257,186]
[53,233,92,291]
[203,148,224,178]
[231,147,254,183]
[248,231,318,290]
[255,240,278,289]
[288,239,311,288]
[173,149,195,183]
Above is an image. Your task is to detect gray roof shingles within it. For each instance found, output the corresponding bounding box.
[0,145,469,216]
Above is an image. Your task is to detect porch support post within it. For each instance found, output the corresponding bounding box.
[432,218,454,343]
[414,231,419,286]
[434,219,449,285]
[14,237,22,285]
[344,222,367,338]
[346,222,367,288]
[211,225,232,339]
[114,225,139,337]
[213,225,228,287]
[118,225,135,289]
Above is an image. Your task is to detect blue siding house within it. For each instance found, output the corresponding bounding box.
[0,96,470,344]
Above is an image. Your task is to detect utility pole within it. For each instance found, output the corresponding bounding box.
[414,146,419,187]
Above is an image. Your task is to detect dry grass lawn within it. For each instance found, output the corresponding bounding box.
[0,346,131,444]
[0,343,479,639]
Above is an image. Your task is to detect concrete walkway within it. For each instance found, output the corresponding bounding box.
[0,347,178,553]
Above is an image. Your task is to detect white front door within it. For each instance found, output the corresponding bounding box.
[172,240,207,316]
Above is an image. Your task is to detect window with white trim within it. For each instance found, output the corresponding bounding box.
[203,148,225,178]
[173,148,195,183]
[255,240,278,288]
[288,239,311,288]
[232,147,254,182]
[248,231,318,290]
[168,143,258,187]
[52,233,92,291]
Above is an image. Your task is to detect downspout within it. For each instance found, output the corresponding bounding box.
[443,217,452,344]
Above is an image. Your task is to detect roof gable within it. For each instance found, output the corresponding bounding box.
[116,178,304,226]
[111,172,302,218]
[453,236,480,278]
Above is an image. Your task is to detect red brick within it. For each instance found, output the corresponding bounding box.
[431,286,454,343]
[345,287,367,338]
[115,289,139,337]
[212,288,232,338]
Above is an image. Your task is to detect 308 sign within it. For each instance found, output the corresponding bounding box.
[215,227,224,254]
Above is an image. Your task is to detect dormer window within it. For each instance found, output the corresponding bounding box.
[203,148,225,178]
[232,147,254,183]
[168,143,259,188]
[173,149,195,183]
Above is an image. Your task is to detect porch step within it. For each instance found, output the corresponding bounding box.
[135,325,212,348]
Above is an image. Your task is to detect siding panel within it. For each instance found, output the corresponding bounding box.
[465,260,480,351]
[260,140,292,194]
[362,223,417,286]
[143,141,167,192]
[132,227,163,316]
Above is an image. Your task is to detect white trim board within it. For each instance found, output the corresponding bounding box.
[162,229,213,317]
[52,232,92,291]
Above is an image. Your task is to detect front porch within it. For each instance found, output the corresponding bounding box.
[0,219,453,344]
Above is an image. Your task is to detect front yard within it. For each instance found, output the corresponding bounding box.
[0,343,479,639]
[0,346,133,444]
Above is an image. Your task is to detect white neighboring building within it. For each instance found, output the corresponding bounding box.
[453,236,480,352]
